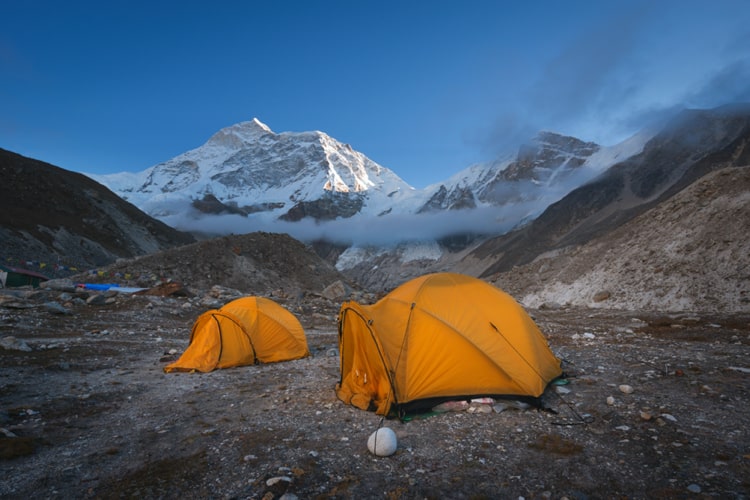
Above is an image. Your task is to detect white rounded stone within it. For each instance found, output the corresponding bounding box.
[367,427,398,457]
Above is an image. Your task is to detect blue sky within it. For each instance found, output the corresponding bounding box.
[2,1,750,188]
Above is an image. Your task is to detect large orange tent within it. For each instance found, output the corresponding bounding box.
[336,273,562,416]
[164,296,309,373]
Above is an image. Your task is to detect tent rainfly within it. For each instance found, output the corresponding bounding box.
[164,296,310,373]
[336,272,563,416]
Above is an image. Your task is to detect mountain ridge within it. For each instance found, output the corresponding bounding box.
[469,103,750,278]
[0,148,195,273]
[488,165,750,313]
[90,119,643,242]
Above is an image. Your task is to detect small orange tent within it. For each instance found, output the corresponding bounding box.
[164,296,309,373]
[336,273,562,416]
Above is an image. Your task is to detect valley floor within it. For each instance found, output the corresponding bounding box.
[1,288,749,499]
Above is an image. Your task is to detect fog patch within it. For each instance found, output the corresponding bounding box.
[160,200,546,248]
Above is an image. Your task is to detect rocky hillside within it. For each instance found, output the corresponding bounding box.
[73,231,355,299]
[466,104,750,277]
[446,105,750,314]
[486,166,750,313]
[0,149,195,275]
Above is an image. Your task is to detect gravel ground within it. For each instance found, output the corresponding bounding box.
[1,286,749,499]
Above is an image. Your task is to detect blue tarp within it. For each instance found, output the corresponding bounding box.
[77,283,147,293]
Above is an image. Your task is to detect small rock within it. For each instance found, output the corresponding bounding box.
[468,404,493,413]
[44,301,72,315]
[493,403,509,413]
[367,427,398,457]
[592,291,611,302]
[1,300,33,310]
[0,336,32,352]
[510,400,531,410]
[136,282,194,298]
[640,411,652,421]
[687,484,701,493]
[266,476,292,486]
[207,285,243,300]
[1,427,18,438]
[619,384,634,394]
[86,294,108,306]
[606,396,615,406]
[40,278,76,291]
[321,280,349,301]
[539,301,563,310]
[432,400,470,413]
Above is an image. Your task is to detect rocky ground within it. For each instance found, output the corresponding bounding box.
[2,282,749,499]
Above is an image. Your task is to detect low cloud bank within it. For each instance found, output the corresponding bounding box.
[161,202,540,248]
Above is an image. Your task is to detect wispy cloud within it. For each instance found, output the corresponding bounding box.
[687,58,750,107]
[479,1,750,158]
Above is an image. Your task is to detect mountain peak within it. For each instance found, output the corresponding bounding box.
[246,117,273,134]
[96,119,417,222]
[531,130,599,152]
[205,118,274,149]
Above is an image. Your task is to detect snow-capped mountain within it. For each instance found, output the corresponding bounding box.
[418,130,651,225]
[419,132,600,214]
[92,118,423,222]
[91,118,651,247]
[423,131,601,213]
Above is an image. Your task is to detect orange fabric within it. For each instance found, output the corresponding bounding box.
[336,273,562,415]
[336,303,393,414]
[222,297,309,363]
[164,296,309,373]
